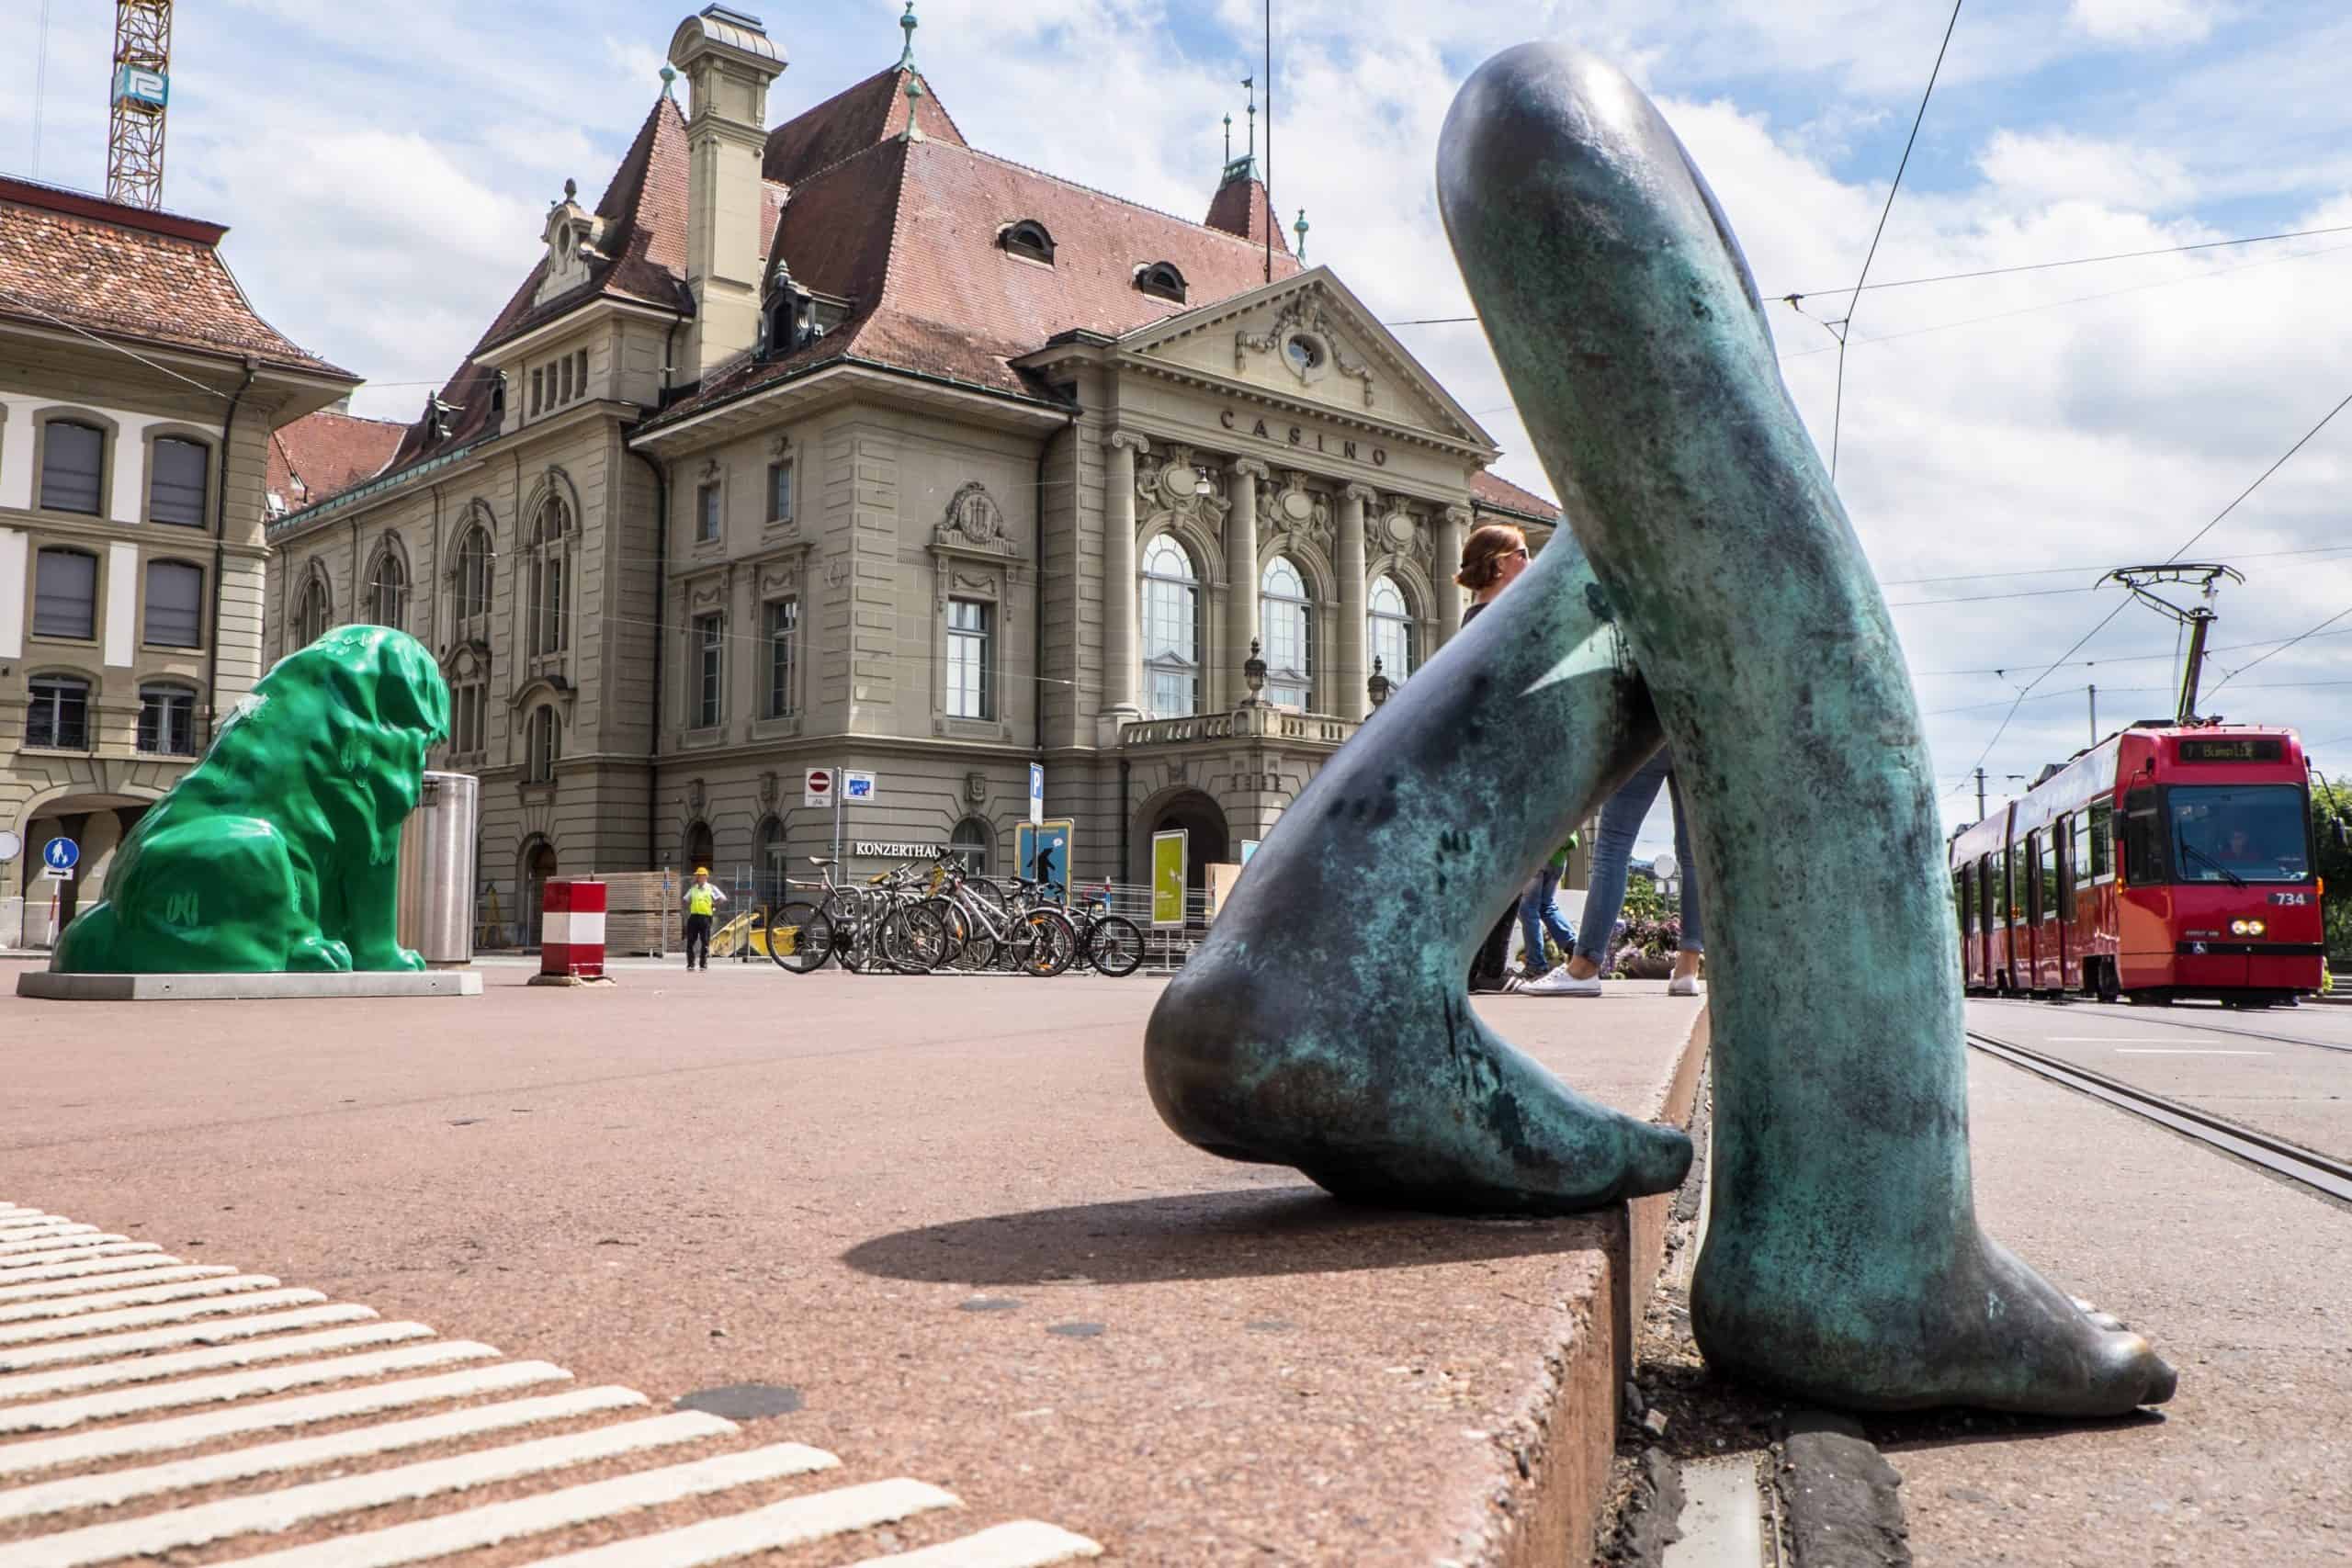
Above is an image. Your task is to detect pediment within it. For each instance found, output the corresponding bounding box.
[1118,270,1494,451]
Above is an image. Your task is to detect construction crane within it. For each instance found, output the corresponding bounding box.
[106,0,174,210]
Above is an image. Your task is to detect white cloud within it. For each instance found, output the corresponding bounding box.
[1975,130,2196,209]
[2069,0,2221,45]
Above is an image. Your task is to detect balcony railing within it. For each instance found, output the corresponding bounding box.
[1120,706,1359,749]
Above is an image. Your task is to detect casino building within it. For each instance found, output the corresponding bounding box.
[260,5,1560,932]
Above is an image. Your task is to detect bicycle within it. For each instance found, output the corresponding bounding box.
[769,858,949,975]
[924,856,1080,976]
[1064,884,1144,976]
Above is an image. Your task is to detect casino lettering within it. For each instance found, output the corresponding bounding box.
[1220,408,1386,466]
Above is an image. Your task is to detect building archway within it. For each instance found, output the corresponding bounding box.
[520,838,558,946]
[684,820,715,875]
[1132,788,1229,893]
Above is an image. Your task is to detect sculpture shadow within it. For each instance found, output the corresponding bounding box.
[841,1184,1617,1287]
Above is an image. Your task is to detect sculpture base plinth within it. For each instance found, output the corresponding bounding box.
[17,970,483,1001]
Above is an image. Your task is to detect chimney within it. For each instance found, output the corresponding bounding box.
[667,6,787,384]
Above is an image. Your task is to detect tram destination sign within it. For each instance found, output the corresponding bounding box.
[2178,738,2283,763]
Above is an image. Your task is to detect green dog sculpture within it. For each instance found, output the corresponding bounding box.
[51,626,450,975]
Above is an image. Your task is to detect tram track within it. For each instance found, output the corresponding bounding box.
[1966,1029,2352,1203]
[1972,994,2352,1055]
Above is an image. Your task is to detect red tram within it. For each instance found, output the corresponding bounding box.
[1948,724,2324,1006]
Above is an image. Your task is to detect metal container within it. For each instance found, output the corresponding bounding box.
[395,771,480,966]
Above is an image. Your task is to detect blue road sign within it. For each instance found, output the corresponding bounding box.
[42,837,79,873]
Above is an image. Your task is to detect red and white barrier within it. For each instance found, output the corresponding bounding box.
[539,879,607,981]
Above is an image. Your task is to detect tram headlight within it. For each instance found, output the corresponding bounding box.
[2228,919,2267,937]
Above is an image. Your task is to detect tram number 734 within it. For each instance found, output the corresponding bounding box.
[1948,723,2324,1008]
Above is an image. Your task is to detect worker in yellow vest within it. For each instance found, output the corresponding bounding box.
[682,867,728,971]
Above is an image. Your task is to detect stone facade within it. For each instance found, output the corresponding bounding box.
[257,9,1567,936]
[0,177,353,946]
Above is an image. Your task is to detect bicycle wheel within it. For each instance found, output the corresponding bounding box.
[964,876,1011,916]
[921,897,968,968]
[882,902,952,974]
[1085,914,1144,977]
[1016,908,1079,977]
[766,902,834,974]
[940,900,999,971]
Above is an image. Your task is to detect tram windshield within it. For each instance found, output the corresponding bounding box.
[2166,785,2311,884]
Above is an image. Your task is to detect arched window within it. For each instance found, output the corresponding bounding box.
[367,543,408,630]
[1369,573,1418,686]
[756,816,787,905]
[949,816,992,876]
[446,647,488,758]
[295,568,333,648]
[1259,555,1313,710]
[1001,220,1055,264]
[27,673,91,750]
[138,682,199,756]
[453,521,492,623]
[1141,534,1201,720]
[528,493,571,655]
[685,821,716,874]
[1136,261,1186,303]
[522,840,559,945]
[526,705,560,783]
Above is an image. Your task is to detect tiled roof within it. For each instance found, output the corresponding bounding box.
[763,66,965,185]
[266,408,406,514]
[662,134,1306,423]
[1203,174,1294,258]
[1470,470,1561,523]
[0,175,349,377]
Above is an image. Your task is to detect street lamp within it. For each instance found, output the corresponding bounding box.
[1366,655,1392,709]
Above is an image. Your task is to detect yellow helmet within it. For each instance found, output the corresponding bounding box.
[695,866,710,876]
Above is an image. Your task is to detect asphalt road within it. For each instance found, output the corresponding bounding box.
[1966,995,2352,1166]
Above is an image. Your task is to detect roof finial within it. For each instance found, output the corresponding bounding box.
[1294,208,1308,262]
[900,63,926,141]
[1243,76,1256,162]
[899,0,919,70]
[659,63,676,99]
[1223,112,1232,168]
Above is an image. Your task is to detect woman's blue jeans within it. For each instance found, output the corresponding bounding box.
[1575,747,1703,965]
[1519,864,1578,969]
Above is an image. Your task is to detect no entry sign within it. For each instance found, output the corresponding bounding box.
[803,768,834,808]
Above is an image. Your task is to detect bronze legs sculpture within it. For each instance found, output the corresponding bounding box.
[1144,43,2177,1416]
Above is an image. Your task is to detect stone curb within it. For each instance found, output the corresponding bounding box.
[14,970,483,1000]
[1458,1003,1714,1568]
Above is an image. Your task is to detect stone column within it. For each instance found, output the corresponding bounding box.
[1338,484,1374,720]
[1102,432,1148,724]
[1227,458,1269,705]
[1437,504,1471,645]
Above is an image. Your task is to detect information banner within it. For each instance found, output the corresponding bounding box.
[1014,819,1073,902]
[1151,829,1187,930]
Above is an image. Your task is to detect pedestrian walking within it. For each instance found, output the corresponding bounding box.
[1523,748,1703,996]
[682,866,728,972]
[1517,832,1580,982]
[1456,523,1534,994]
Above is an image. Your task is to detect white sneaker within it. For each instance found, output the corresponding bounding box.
[1521,965,1602,997]
[1667,974,1703,998]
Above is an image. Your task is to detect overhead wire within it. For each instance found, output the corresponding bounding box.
[1822,0,1965,479]
[1385,219,2352,328]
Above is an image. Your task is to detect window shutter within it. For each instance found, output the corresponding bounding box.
[145,560,205,647]
[40,423,105,514]
[33,548,98,639]
[151,438,209,525]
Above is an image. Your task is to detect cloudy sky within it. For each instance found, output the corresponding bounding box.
[6,0,2348,858]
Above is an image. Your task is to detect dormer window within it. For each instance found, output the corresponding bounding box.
[761,261,820,361]
[1001,220,1055,265]
[1136,261,1187,303]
